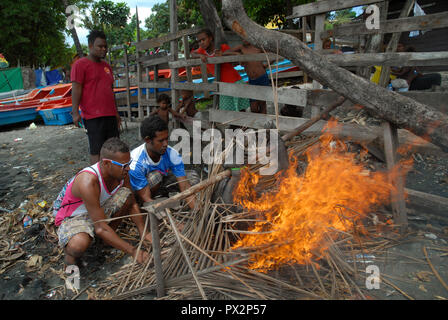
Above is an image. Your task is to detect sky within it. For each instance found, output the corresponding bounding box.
[65,0,163,45]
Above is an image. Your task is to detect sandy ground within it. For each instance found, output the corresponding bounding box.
[1,117,448,300]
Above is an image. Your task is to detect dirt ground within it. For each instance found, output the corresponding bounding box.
[1,116,448,300]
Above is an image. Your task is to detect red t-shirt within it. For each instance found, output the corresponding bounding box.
[195,44,241,83]
[71,57,117,120]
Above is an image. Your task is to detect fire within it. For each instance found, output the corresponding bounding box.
[232,120,410,272]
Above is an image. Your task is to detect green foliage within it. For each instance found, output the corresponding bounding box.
[82,0,132,49]
[243,0,312,28]
[144,0,203,39]
[0,0,70,67]
[326,8,357,29]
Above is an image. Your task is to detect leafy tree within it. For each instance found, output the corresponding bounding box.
[0,0,73,67]
[325,8,357,30]
[81,0,131,48]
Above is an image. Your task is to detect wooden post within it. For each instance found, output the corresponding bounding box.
[378,0,415,87]
[182,35,193,83]
[312,0,325,90]
[382,121,407,233]
[153,64,159,115]
[302,16,308,84]
[149,212,165,297]
[201,63,210,99]
[124,46,132,121]
[170,0,179,131]
[136,6,144,120]
[378,0,414,234]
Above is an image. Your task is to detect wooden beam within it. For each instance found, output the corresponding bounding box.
[405,188,448,218]
[209,109,378,142]
[321,12,448,38]
[139,98,158,106]
[270,71,304,79]
[114,65,137,74]
[169,53,279,68]
[208,109,447,157]
[326,51,448,67]
[288,0,382,19]
[382,121,408,233]
[172,82,218,92]
[307,89,448,114]
[217,82,308,107]
[136,27,202,50]
[139,81,171,89]
[140,56,171,68]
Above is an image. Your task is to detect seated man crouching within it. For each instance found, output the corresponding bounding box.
[128,115,197,211]
[53,137,152,266]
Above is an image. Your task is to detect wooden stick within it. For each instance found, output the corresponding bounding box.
[165,208,208,300]
[176,232,268,299]
[423,246,448,292]
[149,212,165,297]
[281,96,346,142]
[142,169,232,219]
[381,276,415,300]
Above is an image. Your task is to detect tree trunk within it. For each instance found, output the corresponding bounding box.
[197,0,227,46]
[62,0,84,57]
[222,0,448,153]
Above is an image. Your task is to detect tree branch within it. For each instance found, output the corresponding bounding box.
[221,0,448,153]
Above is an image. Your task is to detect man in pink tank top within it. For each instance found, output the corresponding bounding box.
[54,138,152,266]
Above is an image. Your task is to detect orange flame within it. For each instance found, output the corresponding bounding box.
[232,120,411,272]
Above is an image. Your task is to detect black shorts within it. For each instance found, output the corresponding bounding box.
[83,116,119,155]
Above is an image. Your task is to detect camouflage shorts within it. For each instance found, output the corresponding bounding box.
[57,187,132,247]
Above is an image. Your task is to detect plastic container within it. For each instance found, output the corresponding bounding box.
[38,106,73,125]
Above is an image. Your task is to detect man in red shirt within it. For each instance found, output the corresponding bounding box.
[71,30,121,164]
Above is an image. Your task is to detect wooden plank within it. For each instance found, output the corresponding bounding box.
[169,53,280,68]
[138,52,168,62]
[307,89,448,114]
[321,12,448,38]
[209,108,447,158]
[136,27,202,50]
[149,212,165,298]
[169,0,179,129]
[217,82,307,107]
[405,188,448,218]
[114,65,137,74]
[200,63,210,99]
[326,51,448,67]
[312,1,326,90]
[382,121,408,233]
[172,82,218,92]
[139,81,171,89]
[182,35,193,83]
[288,0,382,19]
[270,71,304,79]
[141,56,171,68]
[124,47,132,120]
[139,98,158,106]
[209,109,378,142]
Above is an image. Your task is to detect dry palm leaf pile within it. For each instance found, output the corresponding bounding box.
[92,122,418,300]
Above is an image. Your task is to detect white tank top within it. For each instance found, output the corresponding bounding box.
[70,163,123,218]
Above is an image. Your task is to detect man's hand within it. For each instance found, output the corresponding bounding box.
[131,247,150,264]
[200,55,207,63]
[72,111,81,128]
